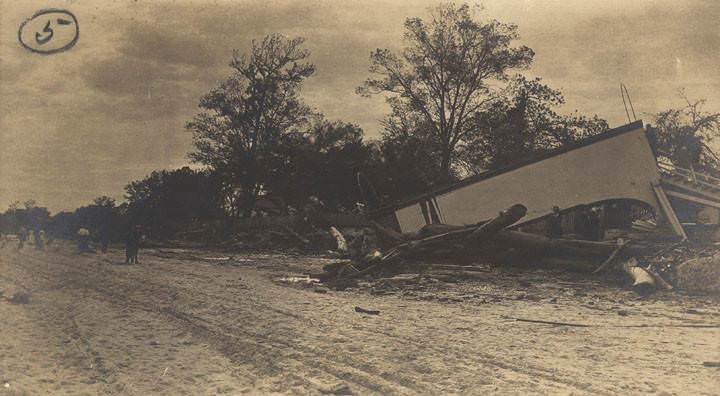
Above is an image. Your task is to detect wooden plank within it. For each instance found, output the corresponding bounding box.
[652,184,688,240]
[664,189,720,209]
[662,179,720,202]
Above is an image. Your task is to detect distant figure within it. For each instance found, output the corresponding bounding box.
[99,226,110,254]
[18,227,28,250]
[77,227,91,253]
[546,206,563,239]
[45,230,55,247]
[33,229,44,250]
[125,226,142,264]
[574,206,590,240]
[586,207,604,241]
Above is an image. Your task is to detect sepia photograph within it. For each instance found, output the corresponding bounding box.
[0,0,719,394]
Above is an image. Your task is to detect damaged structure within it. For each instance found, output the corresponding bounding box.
[378,120,720,241]
[316,121,720,294]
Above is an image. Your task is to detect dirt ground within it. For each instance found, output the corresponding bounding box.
[0,241,718,395]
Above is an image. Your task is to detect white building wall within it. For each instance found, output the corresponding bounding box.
[395,126,661,233]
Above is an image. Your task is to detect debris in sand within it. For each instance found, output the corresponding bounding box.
[703,361,720,368]
[622,258,657,296]
[674,253,720,294]
[504,316,591,327]
[313,286,329,293]
[354,306,380,315]
[329,226,348,252]
[277,276,320,285]
[320,383,354,395]
[592,238,627,273]
[8,292,29,304]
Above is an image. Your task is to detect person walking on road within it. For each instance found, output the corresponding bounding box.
[33,228,44,250]
[17,227,28,250]
[77,227,91,253]
[99,225,110,254]
[125,225,142,264]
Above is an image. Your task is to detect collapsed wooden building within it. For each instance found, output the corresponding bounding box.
[315,121,720,293]
[374,120,720,242]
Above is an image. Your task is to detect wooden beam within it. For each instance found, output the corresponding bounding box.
[661,179,720,203]
[664,189,720,210]
[652,184,688,241]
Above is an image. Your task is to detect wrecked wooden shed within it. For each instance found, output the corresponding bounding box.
[373,120,720,241]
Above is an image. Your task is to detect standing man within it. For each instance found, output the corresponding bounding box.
[33,228,44,250]
[574,206,590,240]
[546,206,563,239]
[125,225,142,264]
[587,207,604,241]
[17,226,27,250]
[99,225,110,254]
[77,227,91,253]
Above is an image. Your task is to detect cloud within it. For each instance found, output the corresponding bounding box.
[1,0,718,212]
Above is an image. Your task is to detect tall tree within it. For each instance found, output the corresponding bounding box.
[124,167,224,236]
[265,118,371,210]
[650,93,720,174]
[457,76,608,171]
[187,34,315,217]
[358,2,534,177]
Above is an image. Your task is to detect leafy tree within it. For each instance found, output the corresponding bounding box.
[650,93,720,174]
[358,2,534,177]
[376,123,452,199]
[457,76,608,171]
[0,200,50,233]
[266,119,371,210]
[124,167,225,237]
[187,34,315,217]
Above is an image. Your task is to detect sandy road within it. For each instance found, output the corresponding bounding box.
[0,243,718,395]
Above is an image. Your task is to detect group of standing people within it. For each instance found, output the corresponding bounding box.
[546,205,604,241]
[2,224,144,265]
[11,227,47,250]
[76,224,145,264]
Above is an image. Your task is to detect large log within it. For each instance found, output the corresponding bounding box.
[391,204,527,258]
[467,204,527,242]
[344,204,528,279]
[490,230,633,258]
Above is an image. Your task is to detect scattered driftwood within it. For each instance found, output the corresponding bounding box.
[592,239,627,274]
[508,316,720,329]
[384,204,527,261]
[354,306,380,315]
[503,316,592,327]
[424,270,492,281]
[492,230,626,258]
[329,227,347,252]
[648,269,674,290]
[423,264,491,272]
[622,258,657,296]
[467,204,528,242]
[313,197,707,295]
[283,225,311,246]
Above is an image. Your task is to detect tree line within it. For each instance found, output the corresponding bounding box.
[1,3,718,241]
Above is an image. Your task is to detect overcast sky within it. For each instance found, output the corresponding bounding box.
[1,0,718,213]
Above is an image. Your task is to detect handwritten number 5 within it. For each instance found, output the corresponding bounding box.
[35,20,53,45]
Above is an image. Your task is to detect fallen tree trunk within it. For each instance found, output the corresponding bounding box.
[384,204,527,260]
[491,230,629,259]
[466,204,527,243]
[343,204,527,280]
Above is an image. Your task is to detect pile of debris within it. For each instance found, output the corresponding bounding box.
[312,204,720,295]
